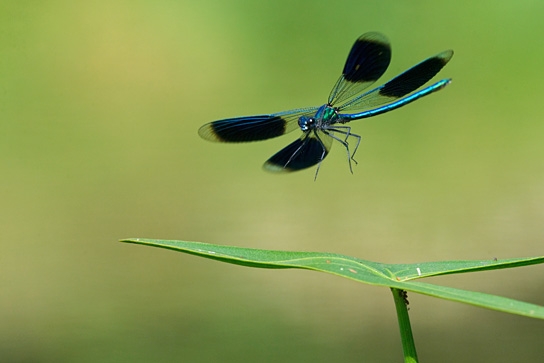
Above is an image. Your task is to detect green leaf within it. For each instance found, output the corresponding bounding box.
[121,238,544,319]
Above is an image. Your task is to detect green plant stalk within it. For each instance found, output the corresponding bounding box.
[121,239,544,361]
[392,288,418,363]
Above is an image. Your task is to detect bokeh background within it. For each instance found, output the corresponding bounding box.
[1,1,543,362]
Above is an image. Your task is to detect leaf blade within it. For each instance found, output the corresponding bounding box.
[121,238,544,319]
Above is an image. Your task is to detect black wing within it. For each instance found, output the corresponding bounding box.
[338,50,454,111]
[327,32,392,106]
[263,131,333,172]
[198,108,318,143]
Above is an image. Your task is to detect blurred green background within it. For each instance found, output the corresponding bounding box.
[1,0,543,362]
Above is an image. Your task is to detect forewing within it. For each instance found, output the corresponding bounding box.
[198,107,318,143]
[328,32,391,106]
[263,131,333,172]
[338,50,453,111]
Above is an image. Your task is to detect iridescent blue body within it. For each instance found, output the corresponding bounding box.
[198,32,453,179]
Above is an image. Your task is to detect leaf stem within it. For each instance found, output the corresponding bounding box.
[391,288,419,363]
